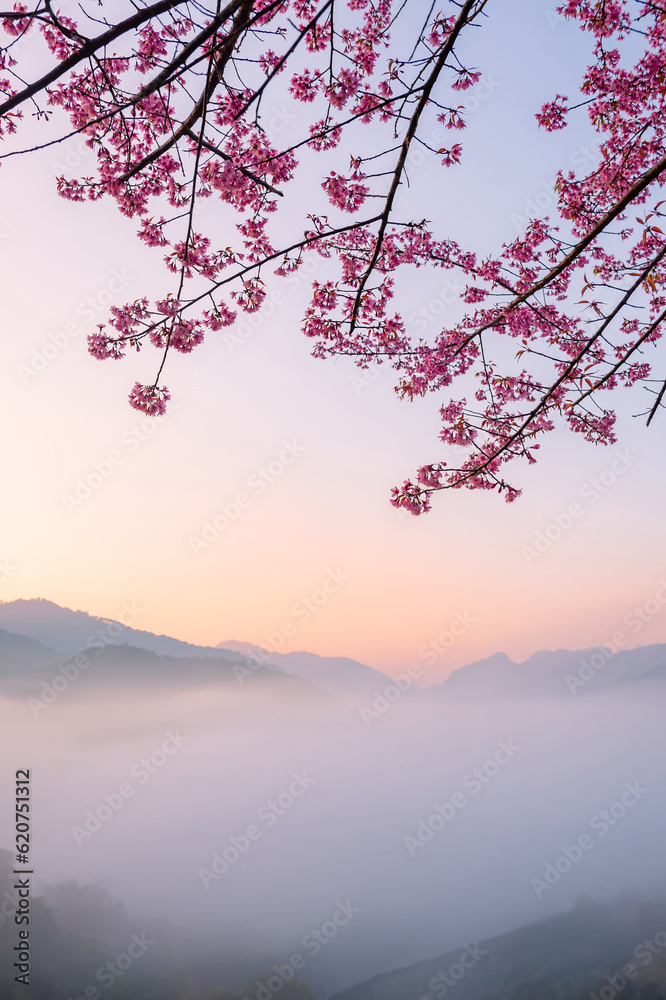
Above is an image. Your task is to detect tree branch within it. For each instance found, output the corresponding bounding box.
[0,0,193,118]
[347,0,487,335]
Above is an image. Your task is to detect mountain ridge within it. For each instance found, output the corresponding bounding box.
[216,639,398,697]
[328,898,666,1000]
[435,642,666,699]
[0,640,324,703]
[1,599,666,701]
[0,598,242,661]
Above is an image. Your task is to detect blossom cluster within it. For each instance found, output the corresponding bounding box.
[1,0,665,506]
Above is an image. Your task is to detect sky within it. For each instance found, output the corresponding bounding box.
[2,0,666,681]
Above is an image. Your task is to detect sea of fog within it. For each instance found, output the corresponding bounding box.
[1,675,664,993]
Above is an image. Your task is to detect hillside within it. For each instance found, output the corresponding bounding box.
[0,641,323,701]
[0,598,234,659]
[217,640,397,697]
[330,899,666,1000]
[0,627,60,673]
[434,644,666,699]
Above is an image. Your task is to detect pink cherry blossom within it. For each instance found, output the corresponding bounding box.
[0,0,663,513]
[128,382,171,416]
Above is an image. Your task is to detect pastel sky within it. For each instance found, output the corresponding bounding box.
[2,0,665,681]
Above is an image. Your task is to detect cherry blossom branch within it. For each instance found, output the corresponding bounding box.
[646,376,666,424]
[0,0,194,118]
[4,0,666,507]
[347,0,488,335]
[232,0,334,120]
[113,0,262,184]
[572,305,666,406]
[183,128,284,194]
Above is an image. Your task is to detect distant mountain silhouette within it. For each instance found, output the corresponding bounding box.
[0,628,60,674]
[0,598,238,660]
[0,600,389,699]
[1,598,665,702]
[216,640,396,696]
[0,641,322,701]
[432,644,666,699]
